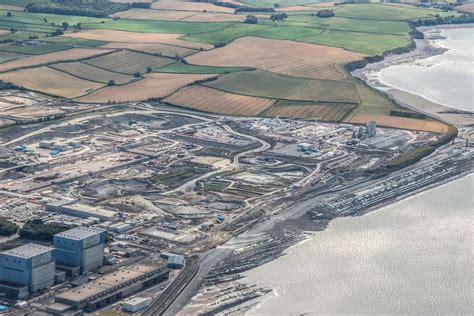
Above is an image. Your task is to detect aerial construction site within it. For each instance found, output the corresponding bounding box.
[0,89,472,315]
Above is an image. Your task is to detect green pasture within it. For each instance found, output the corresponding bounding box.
[158,61,251,74]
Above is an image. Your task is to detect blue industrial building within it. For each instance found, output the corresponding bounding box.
[54,227,105,276]
[0,243,55,298]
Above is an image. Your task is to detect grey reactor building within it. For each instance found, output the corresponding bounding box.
[54,227,105,277]
[0,227,105,298]
[0,244,55,299]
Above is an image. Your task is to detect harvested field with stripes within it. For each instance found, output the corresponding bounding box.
[64,30,213,50]
[349,113,448,133]
[83,50,175,75]
[164,85,275,116]
[76,73,213,103]
[150,1,235,13]
[101,43,197,58]
[187,37,364,80]
[111,9,195,21]
[181,13,246,23]
[0,48,113,72]
[50,62,136,85]
[0,66,104,98]
[203,70,360,104]
[264,101,356,121]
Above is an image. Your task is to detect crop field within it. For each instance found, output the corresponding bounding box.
[349,113,448,134]
[0,52,25,64]
[0,66,104,98]
[150,1,235,13]
[263,100,356,121]
[0,42,70,55]
[64,30,213,50]
[182,12,246,23]
[188,37,363,80]
[0,48,114,72]
[158,61,251,74]
[0,1,461,132]
[112,8,245,23]
[164,85,275,116]
[456,2,474,13]
[50,62,136,85]
[101,43,197,58]
[84,50,175,75]
[111,9,196,21]
[203,70,359,103]
[76,73,214,103]
[0,4,23,11]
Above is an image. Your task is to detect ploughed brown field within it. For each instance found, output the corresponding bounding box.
[64,30,213,50]
[76,73,214,103]
[164,85,275,116]
[0,66,105,98]
[186,36,364,80]
[0,48,113,72]
[150,0,235,13]
[349,113,448,133]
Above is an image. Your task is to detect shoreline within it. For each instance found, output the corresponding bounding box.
[168,23,474,315]
[352,24,474,127]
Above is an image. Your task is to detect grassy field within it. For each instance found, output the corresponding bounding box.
[44,36,108,48]
[158,61,251,74]
[50,62,136,85]
[182,23,270,44]
[84,19,231,34]
[335,3,459,20]
[300,30,409,55]
[0,9,110,26]
[251,26,324,40]
[203,70,359,103]
[0,42,69,55]
[84,50,175,75]
[0,51,25,63]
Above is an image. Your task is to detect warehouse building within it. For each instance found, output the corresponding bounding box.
[0,244,55,298]
[46,200,120,222]
[51,264,169,313]
[54,227,105,276]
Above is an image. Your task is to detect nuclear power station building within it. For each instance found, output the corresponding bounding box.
[0,244,55,298]
[54,227,105,276]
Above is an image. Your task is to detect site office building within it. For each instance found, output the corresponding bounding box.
[54,227,105,277]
